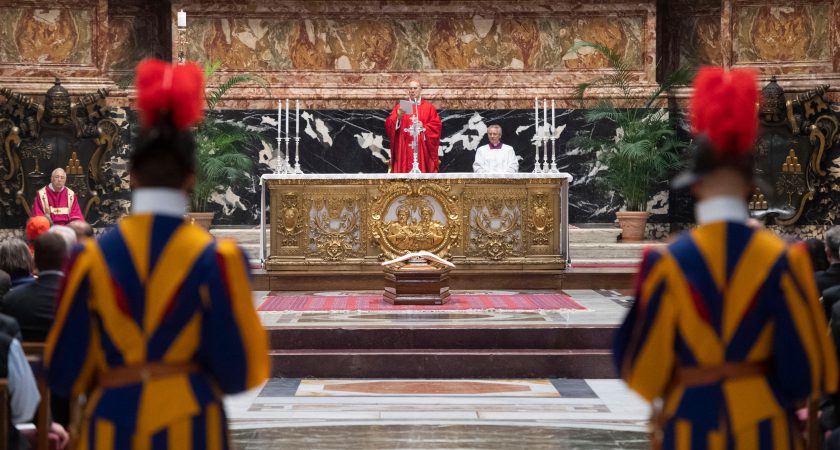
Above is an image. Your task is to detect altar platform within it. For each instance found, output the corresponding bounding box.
[260,173,572,290]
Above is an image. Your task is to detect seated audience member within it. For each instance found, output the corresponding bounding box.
[2,234,73,429]
[0,240,35,288]
[473,124,519,174]
[25,216,51,255]
[1,233,67,342]
[67,220,93,242]
[807,237,831,272]
[47,225,76,256]
[818,226,840,296]
[0,269,9,299]
[824,287,840,448]
[0,330,41,450]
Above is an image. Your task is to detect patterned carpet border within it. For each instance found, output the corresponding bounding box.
[258,292,586,312]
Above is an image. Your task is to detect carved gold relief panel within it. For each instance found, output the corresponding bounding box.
[463,189,526,261]
[305,189,367,261]
[369,181,462,260]
[527,191,555,251]
[273,192,305,253]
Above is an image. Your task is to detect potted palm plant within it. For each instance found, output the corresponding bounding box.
[187,62,270,229]
[567,41,694,241]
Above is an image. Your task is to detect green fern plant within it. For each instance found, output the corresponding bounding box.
[191,61,269,212]
[566,41,694,211]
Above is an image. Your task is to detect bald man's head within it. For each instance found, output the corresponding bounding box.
[407,80,422,101]
[51,168,66,191]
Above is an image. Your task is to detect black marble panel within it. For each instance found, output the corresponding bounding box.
[202,108,653,226]
[4,106,837,230]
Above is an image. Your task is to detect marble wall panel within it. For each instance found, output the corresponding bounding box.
[734,4,832,67]
[108,15,162,72]
[0,7,93,65]
[677,14,723,67]
[184,15,644,72]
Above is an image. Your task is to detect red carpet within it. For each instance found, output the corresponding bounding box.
[573,263,638,268]
[258,292,586,312]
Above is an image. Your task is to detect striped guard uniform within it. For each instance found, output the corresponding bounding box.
[45,214,269,450]
[615,221,837,449]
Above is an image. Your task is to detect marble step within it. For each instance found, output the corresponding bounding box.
[212,226,624,245]
[569,242,664,260]
[568,227,621,243]
[270,348,615,378]
[268,326,614,350]
[212,227,657,263]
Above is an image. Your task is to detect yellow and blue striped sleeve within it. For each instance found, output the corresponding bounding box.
[45,242,102,398]
[775,243,838,399]
[199,239,269,393]
[613,247,677,402]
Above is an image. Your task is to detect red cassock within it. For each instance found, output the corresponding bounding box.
[385,99,442,173]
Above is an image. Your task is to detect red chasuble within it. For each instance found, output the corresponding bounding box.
[385,99,442,173]
[32,186,83,225]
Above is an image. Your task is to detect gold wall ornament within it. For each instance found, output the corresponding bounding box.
[307,191,366,261]
[0,80,115,222]
[370,181,462,260]
[464,191,525,261]
[527,192,554,247]
[752,79,836,225]
[276,192,305,248]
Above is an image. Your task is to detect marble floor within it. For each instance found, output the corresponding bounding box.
[227,289,648,449]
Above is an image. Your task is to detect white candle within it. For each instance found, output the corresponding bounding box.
[277,100,283,139]
[543,99,547,139]
[285,99,290,137]
[177,10,186,28]
[534,97,539,134]
[295,100,299,137]
[551,99,555,138]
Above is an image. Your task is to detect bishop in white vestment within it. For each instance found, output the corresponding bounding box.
[473,124,518,174]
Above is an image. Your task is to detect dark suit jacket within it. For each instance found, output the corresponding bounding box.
[817,263,840,294]
[0,272,62,342]
[0,269,10,298]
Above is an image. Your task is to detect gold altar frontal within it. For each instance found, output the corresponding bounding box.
[260,173,571,290]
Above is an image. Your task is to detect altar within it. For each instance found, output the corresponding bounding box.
[259,173,571,290]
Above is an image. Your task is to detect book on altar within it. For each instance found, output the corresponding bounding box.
[381,250,455,269]
[399,99,415,115]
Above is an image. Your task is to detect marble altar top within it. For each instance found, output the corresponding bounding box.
[261,172,573,183]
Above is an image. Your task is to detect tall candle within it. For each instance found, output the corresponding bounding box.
[285,99,290,138]
[543,99,547,139]
[551,99,555,138]
[177,10,186,28]
[534,97,539,134]
[295,100,299,137]
[277,100,283,139]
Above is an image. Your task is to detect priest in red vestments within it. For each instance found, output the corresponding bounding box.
[385,80,442,173]
[31,168,83,226]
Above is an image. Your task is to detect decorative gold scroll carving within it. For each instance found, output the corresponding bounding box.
[307,191,366,261]
[370,181,462,260]
[275,192,305,248]
[464,191,525,261]
[527,192,554,247]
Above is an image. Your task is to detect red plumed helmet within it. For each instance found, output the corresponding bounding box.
[690,67,759,156]
[135,59,205,130]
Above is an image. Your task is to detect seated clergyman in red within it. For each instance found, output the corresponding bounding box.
[31,168,83,226]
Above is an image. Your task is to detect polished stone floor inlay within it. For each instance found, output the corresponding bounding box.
[228,289,645,448]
